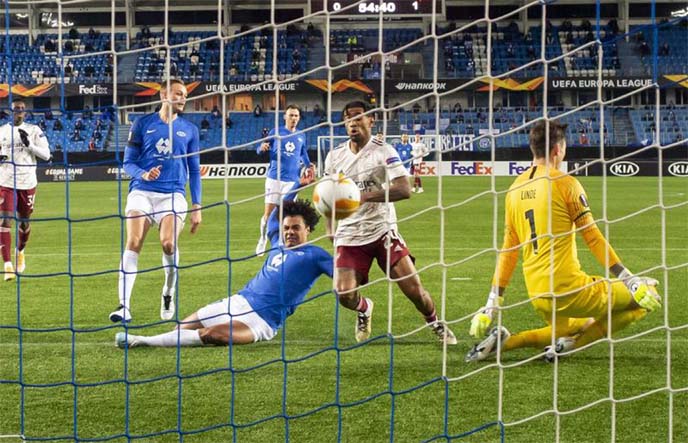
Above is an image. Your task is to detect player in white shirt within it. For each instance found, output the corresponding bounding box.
[0,98,52,280]
[323,101,456,345]
[410,133,429,193]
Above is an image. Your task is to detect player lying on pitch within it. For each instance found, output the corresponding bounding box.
[466,120,661,362]
[116,198,332,348]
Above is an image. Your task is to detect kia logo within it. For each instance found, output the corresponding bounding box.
[668,161,688,177]
[609,161,639,176]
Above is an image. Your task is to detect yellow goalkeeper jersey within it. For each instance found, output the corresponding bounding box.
[497,165,596,297]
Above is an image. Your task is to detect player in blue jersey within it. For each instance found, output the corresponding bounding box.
[115,199,332,348]
[395,133,413,171]
[255,105,314,256]
[109,79,202,324]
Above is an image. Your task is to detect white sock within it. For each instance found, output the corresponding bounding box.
[139,329,202,347]
[162,249,179,296]
[118,250,139,308]
[259,215,267,240]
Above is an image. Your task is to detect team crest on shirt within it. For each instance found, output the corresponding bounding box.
[268,253,287,270]
[579,194,589,208]
[155,138,171,155]
[284,141,296,154]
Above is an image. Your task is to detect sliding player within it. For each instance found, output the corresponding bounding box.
[466,120,660,362]
[0,97,51,280]
[323,101,456,345]
[255,105,314,256]
[116,200,332,348]
[109,78,202,323]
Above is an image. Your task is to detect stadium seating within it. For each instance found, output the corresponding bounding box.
[633,20,688,75]
[629,106,687,146]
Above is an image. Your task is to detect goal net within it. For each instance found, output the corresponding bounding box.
[1,0,686,441]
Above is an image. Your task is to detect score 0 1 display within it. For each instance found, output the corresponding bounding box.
[312,0,442,17]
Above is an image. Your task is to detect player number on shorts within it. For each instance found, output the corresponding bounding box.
[525,209,538,254]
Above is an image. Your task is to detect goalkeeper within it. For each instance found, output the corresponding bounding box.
[466,120,661,362]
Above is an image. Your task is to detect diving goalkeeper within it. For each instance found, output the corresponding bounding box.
[466,120,661,362]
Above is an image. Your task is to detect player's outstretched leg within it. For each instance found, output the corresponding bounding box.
[543,336,577,363]
[465,326,511,362]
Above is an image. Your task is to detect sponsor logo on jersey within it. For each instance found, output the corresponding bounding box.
[609,161,639,176]
[146,129,157,134]
[579,194,589,207]
[155,138,172,156]
[176,131,187,137]
[668,161,688,177]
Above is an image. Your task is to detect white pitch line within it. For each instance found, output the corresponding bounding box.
[450,277,472,281]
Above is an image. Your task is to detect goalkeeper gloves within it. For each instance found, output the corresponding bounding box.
[619,269,661,312]
[469,289,502,338]
[18,128,30,148]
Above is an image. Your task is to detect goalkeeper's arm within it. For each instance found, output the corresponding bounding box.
[577,213,661,312]
[469,224,519,338]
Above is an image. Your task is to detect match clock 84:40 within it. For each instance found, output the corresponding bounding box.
[313,0,443,17]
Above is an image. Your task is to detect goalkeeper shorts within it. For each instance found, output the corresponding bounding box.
[531,275,633,320]
[197,294,276,343]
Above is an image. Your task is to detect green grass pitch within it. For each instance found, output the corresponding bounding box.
[0,176,686,442]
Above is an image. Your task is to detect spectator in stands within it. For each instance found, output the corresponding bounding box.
[211,105,221,120]
[579,129,589,146]
[55,142,63,152]
[225,113,233,128]
[93,128,103,141]
[141,25,151,40]
[69,26,79,40]
[45,110,53,121]
[639,41,651,56]
[452,102,462,113]
[74,118,84,131]
[254,104,263,117]
[44,38,56,53]
[581,20,592,32]
[38,118,47,131]
[95,118,103,130]
[229,64,238,77]
[72,129,83,142]
[148,63,159,76]
[64,40,74,53]
[88,137,97,152]
[412,103,421,114]
[561,20,573,32]
[659,43,670,56]
[565,31,574,45]
[607,19,619,35]
[201,117,210,130]
[85,41,95,52]
[445,58,455,73]
[53,119,63,131]
[585,30,594,43]
[105,54,114,77]
[88,27,97,39]
[84,64,95,77]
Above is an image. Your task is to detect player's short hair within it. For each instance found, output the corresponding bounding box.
[529,120,568,159]
[281,200,320,232]
[12,97,26,104]
[285,104,301,114]
[160,78,186,91]
[342,100,371,119]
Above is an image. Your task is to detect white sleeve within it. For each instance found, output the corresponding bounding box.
[29,127,51,161]
[324,151,333,176]
[383,144,408,180]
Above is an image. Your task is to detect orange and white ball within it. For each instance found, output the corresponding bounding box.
[312,174,361,220]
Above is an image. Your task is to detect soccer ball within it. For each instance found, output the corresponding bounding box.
[312,174,361,220]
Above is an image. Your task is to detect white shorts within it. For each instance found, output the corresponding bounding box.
[196,294,276,343]
[264,177,298,205]
[125,190,188,226]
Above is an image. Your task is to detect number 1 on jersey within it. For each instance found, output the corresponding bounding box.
[525,209,538,254]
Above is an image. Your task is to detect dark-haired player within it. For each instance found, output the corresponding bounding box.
[322,100,457,345]
[116,200,332,348]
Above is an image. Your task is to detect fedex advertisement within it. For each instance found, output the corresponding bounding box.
[411,161,568,177]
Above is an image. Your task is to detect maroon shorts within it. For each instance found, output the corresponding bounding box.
[336,231,413,284]
[0,186,36,218]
